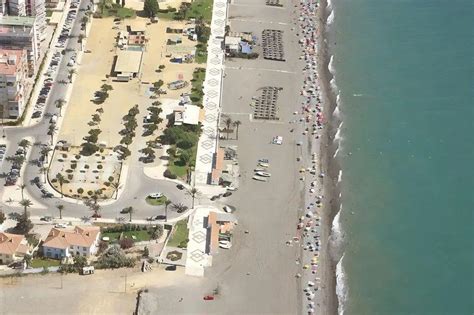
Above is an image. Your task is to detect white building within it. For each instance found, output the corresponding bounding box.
[0,16,40,75]
[26,0,46,38]
[174,104,202,126]
[42,226,101,259]
[0,49,29,118]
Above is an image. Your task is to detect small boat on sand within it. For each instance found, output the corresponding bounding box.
[255,171,271,177]
[252,175,268,182]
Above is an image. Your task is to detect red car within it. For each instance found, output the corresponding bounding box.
[203,295,214,301]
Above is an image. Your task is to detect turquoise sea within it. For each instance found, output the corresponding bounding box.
[329,0,473,314]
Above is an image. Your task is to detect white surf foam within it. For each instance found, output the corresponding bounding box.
[336,254,347,315]
[337,170,342,183]
[334,121,343,141]
[333,147,339,158]
[328,55,336,75]
[327,10,335,25]
[327,0,333,9]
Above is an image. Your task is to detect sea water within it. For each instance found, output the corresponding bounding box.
[329,0,473,314]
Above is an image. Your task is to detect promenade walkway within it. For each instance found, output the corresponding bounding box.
[194,0,228,186]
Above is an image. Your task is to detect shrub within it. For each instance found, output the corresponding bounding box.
[71,164,77,169]
[84,165,90,169]
[75,155,81,159]
[97,165,103,169]
[119,238,134,249]
[143,247,149,257]
[67,174,73,180]
[96,247,135,269]
[108,176,114,182]
[163,169,177,179]
[150,226,163,240]
[98,241,108,254]
[77,188,84,194]
[0,211,5,224]
[87,190,93,196]
[65,169,73,173]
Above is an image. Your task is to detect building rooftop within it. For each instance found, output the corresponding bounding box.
[174,104,202,125]
[0,232,29,255]
[0,49,25,76]
[43,226,100,250]
[0,16,36,27]
[114,50,143,74]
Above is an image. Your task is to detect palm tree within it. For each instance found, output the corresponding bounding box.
[164,199,172,222]
[81,16,89,25]
[224,117,233,140]
[56,204,65,219]
[187,187,201,209]
[40,146,52,163]
[77,33,85,51]
[19,199,33,216]
[18,139,30,149]
[172,203,188,213]
[18,183,26,199]
[48,124,56,144]
[55,99,66,117]
[233,120,242,140]
[128,207,134,222]
[109,182,121,200]
[55,173,66,198]
[68,68,77,83]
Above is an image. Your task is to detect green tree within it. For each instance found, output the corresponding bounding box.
[23,254,32,268]
[14,212,33,234]
[143,0,159,17]
[48,124,56,143]
[73,255,88,269]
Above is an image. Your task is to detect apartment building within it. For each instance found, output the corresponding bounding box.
[26,0,46,37]
[0,15,39,75]
[0,49,29,118]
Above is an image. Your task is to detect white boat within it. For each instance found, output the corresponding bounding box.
[258,162,269,168]
[252,175,268,182]
[255,171,271,177]
[254,168,266,172]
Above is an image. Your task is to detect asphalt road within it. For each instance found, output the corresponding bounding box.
[0,0,191,221]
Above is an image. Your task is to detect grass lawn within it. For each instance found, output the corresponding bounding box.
[167,220,189,248]
[156,0,213,23]
[188,0,213,23]
[30,258,61,268]
[145,195,168,206]
[102,230,151,242]
[101,7,135,19]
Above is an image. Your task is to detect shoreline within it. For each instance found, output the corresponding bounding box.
[316,0,341,314]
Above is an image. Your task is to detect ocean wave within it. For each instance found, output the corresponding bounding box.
[327,0,333,9]
[333,94,341,117]
[336,254,347,315]
[327,10,335,25]
[333,147,339,158]
[334,121,343,141]
[328,55,336,75]
[337,170,342,183]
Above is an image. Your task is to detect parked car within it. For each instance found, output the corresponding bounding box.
[223,205,236,213]
[222,192,232,197]
[165,265,177,271]
[219,240,232,249]
[176,184,185,190]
